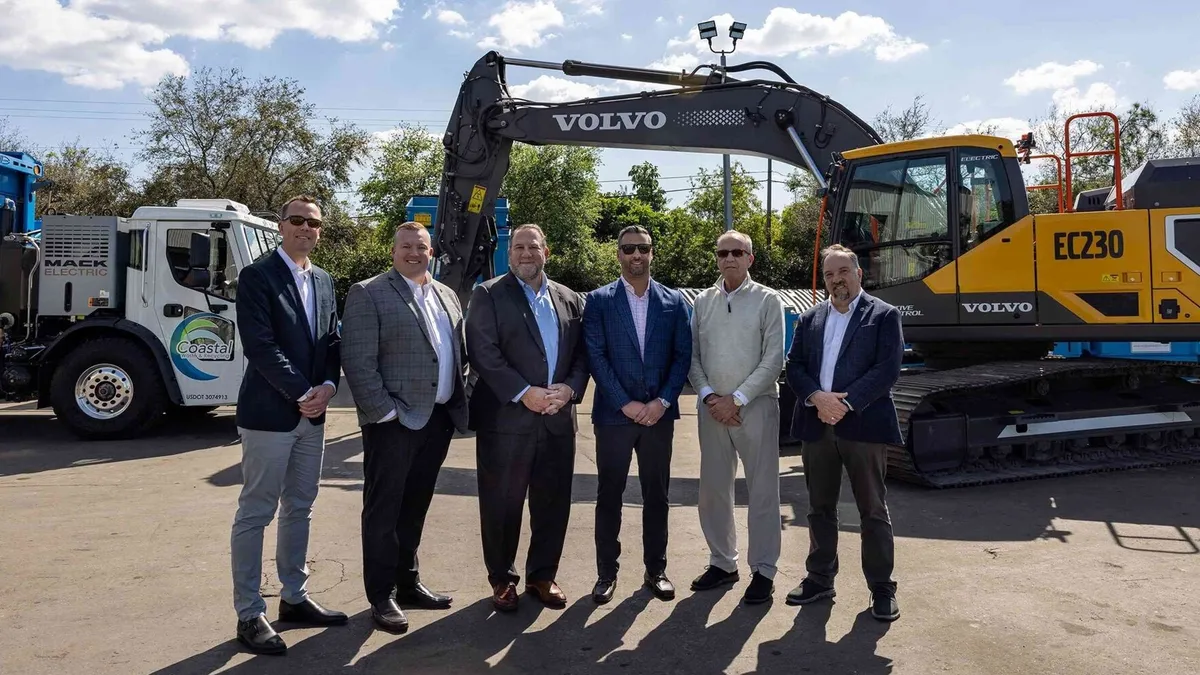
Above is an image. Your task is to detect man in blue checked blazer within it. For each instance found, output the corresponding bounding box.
[784,243,904,623]
[583,225,692,606]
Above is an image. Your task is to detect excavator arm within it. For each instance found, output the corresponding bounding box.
[433,50,883,305]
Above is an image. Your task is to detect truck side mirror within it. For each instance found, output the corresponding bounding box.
[0,198,14,239]
[189,231,211,269]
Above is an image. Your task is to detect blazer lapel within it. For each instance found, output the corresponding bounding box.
[836,294,871,362]
[388,270,432,346]
[269,250,313,347]
[548,281,571,380]
[506,274,546,357]
[614,280,643,362]
[431,281,463,361]
[315,269,331,341]
[811,302,829,374]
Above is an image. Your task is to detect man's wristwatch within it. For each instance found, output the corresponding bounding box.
[658,397,671,409]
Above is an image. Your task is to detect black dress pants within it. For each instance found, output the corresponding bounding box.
[360,405,454,605]
[801,424,897,596]
[476,419,577,587]
[593,418,674,579]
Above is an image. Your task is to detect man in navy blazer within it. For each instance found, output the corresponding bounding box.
[583,225,692,605]
[784,243,903,622]
[230,195,348,655]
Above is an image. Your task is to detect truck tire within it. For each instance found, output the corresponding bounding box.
[49,337,168,440]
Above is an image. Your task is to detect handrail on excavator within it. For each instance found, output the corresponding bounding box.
[1064,111,1122,211]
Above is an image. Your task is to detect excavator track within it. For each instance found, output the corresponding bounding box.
[887,358,1200,488]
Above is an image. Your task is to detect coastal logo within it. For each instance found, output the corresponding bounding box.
[170,312,235,381]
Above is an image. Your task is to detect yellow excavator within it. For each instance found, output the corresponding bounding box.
[432,50,1200,487]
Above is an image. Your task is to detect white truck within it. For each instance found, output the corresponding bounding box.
[1,197,283,439]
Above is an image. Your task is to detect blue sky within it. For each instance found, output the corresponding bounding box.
[4,1,1200,214]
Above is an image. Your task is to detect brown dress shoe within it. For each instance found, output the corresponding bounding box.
[492,582,518,612]
[525,580,567,608]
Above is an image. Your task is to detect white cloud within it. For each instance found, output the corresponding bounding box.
[1052,82,1120,111]
[942,117,1031,142]
[667,9,928,62]
[476,0,564,52]
[1003,60,1101,95]
[621,33,632,41]
[75,0,400,46]
[507,74,617,101]
[566,0,602,16]
[1,0,399,89]
[436,9,466,25]
[1164,69,1200,91]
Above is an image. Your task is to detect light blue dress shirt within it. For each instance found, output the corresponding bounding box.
[512,274,560,402]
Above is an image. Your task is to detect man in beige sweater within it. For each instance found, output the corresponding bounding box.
[687,230,786,605]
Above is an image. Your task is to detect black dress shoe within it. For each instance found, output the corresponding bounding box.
[236,615,286,655]
[742,572,774,605]
[691,565,739,591]
[871,592,900,621]
[644,572,675,601]
[372,598,410,634]
[278,597,348,626]
[395,582,453,609]
[592,577,616,604]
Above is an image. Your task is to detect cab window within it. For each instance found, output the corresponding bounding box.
[836,153,952,290]
[958,149,1017,251]
[166,229,237,301]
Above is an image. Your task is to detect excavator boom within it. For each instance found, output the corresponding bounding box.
[434,50,881,304]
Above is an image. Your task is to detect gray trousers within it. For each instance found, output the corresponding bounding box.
[801,424,896,595]
[231,417,325,621]
[697,395,782,579]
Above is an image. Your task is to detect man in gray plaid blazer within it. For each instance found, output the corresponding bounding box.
[340,221,469,634]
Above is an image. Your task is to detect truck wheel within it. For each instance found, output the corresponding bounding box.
[49,337,168,440]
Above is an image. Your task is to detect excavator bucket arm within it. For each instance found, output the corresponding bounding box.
[434,50,882,304]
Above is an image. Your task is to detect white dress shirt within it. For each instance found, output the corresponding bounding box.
[621,275,650,357]
[376,272,456,423]
[276,247,335,402]
[807,289,862,410]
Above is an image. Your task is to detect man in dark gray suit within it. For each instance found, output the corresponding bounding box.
[231,195,347,656]
[784,243,904,622]
[340,221,470,634]
[465,223,589,612]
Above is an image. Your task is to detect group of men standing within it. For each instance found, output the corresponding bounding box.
[227,195,905,656]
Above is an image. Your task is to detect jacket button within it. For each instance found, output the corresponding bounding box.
[432,356,438,362]
[431,382,437,388]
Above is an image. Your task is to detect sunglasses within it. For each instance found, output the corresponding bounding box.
[620,243,652,255]
[716,249,747,258]
[285,215,322,228]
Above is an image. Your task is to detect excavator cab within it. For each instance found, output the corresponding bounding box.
[819,114,1200,357]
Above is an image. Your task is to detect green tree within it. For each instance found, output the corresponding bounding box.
[307,199,391,313]
[357,123,444,244]
[132,66,372,212]
[499,143,617,290]
[628,161,667,211]
[35,140,139,217]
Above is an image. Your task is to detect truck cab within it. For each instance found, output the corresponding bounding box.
[1,197,281,439]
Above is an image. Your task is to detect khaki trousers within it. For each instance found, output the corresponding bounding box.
[697,395,782,579]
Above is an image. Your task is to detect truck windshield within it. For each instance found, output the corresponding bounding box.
[241,222,283,263]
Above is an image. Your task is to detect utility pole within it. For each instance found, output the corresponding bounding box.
[766,158,772,247]
[698,19,745,232]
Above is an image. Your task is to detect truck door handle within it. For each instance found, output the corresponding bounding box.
[211,304,228,312]
[163,303,183,317]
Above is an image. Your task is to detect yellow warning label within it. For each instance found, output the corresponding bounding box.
[414,212,431,226]
[1101,274,1119,283]
[467,185,486,213]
